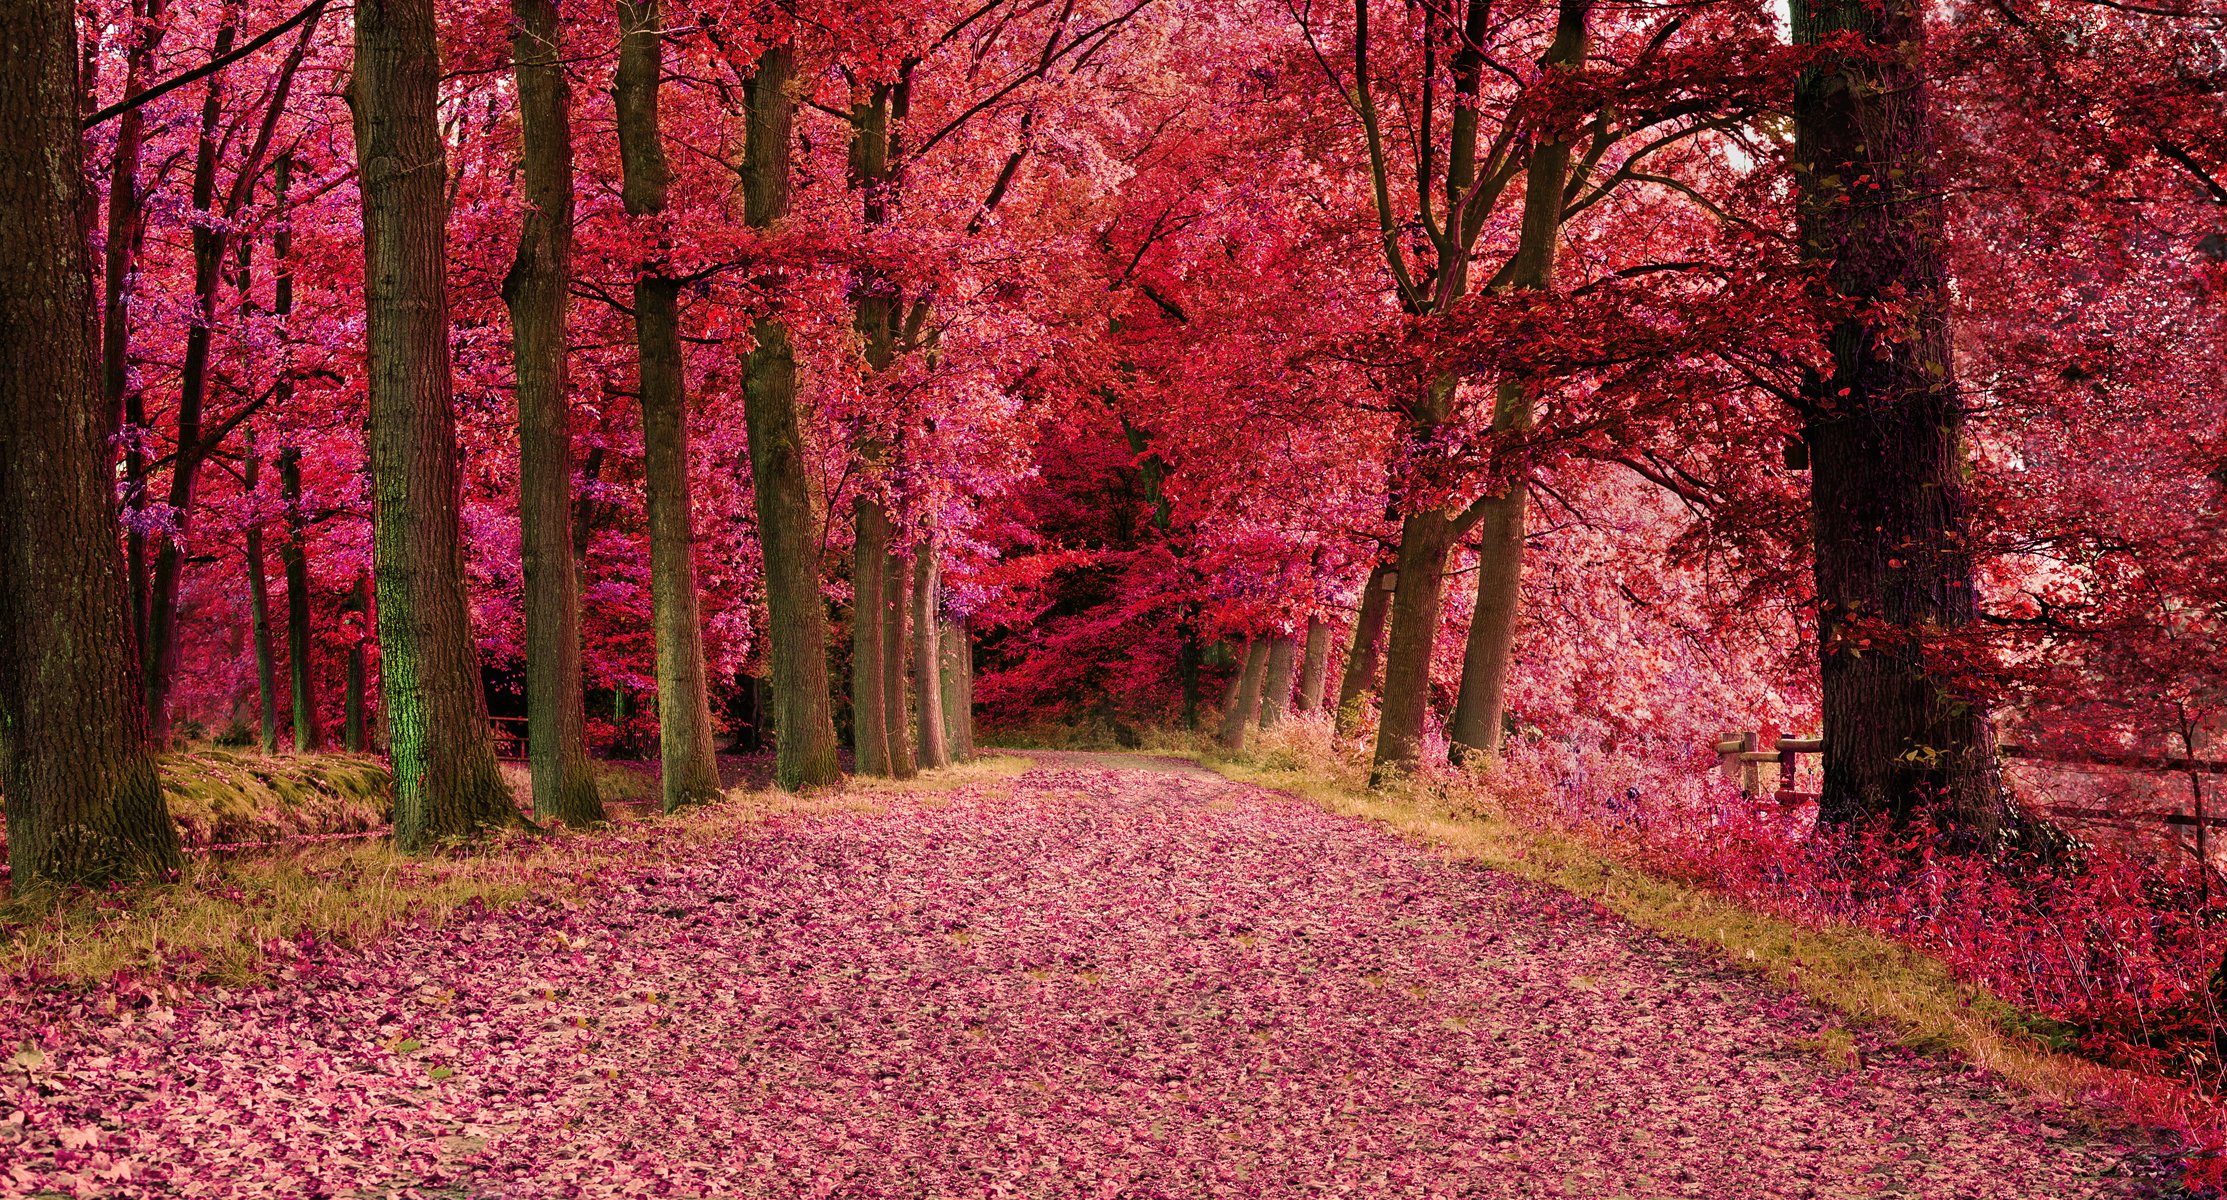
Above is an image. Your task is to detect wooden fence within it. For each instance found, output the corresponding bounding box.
[1714,731,2225,832]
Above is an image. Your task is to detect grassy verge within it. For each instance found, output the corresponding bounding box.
[1195,745,2196,1131]
[0,755,1027,991]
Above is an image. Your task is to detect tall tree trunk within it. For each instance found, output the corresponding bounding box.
[144,8,241,744]
[344,570,369,752]
[1793,0,2009,837]
[0,0,182,885]
[271,157,322,754]
[1297,616,1331,712]
[505,0,601,826]
[1446,0,1587,762]
[1372,501,1456,778]
[1218,639,1271,753]
[614,0,719,811]
[1258,636,1298,729]
[881,545,916,778]
[278,447,320,750]
[1335,561,1394,733]
[912,542,948,769]
[740,43,842,789]
[104,0,166,661]
[245,437,279,753]
[350,0,522,848]
[939,617,971,761]
[850,497,891,775]
[846,82,907,777]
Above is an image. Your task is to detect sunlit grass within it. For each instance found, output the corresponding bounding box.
[1197,732,2202,1135]
[0,755,1026,990]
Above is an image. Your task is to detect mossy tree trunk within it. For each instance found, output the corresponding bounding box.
[505,0,602,826]
[740,43,843,790]
[0,0,183,886]
[350,0,522,848]
[615,0,720,811]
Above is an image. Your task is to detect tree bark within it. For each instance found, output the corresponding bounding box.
[737,45,843,790]
[505,0,601,826]
[350,0,522,848]
[0,0,182,885]
[1258,636,1298,729]
[1372,502,1455,779]
[850,497,892,775]
[881,544,917,778]
[1297,616,1331,712]
[245,437,279,753]
[1793,0,2010,838]
[912,543,948,769]
[615,0,719,811]
[939,616,972,761]
[1335,561,1394,733]
[343,572,369,750]
[1218,639,1271,752]
[277,447,320,750]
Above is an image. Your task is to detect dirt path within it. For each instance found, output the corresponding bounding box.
[2,758,2156,1197]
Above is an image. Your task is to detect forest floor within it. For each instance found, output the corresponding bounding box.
[2,754,2167,1198]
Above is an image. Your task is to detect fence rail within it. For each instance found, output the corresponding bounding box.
[1713,731,2224,831]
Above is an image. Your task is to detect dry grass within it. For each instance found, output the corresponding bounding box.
[1196,729,2196,1132]
[0,755,1028,990]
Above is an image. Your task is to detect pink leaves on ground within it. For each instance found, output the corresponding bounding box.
[2,765,2153,1197]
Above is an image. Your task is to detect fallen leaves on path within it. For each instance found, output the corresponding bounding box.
[1,765,2152,1197]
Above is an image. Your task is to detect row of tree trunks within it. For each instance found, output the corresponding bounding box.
[505,0,602,827]
[0,0,183,886]
[1444,3,1587,763]
[739,43,843,791]
[142,1,316,745]
[614,0,721,812]
[350,0,522,849]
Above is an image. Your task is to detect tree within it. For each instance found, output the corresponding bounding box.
[614,0,721,811]
[739,40,843,790]
[349,0,523,848]
[0,0,182,885]
[1792,0,2011,837]
[504,0,602,826]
